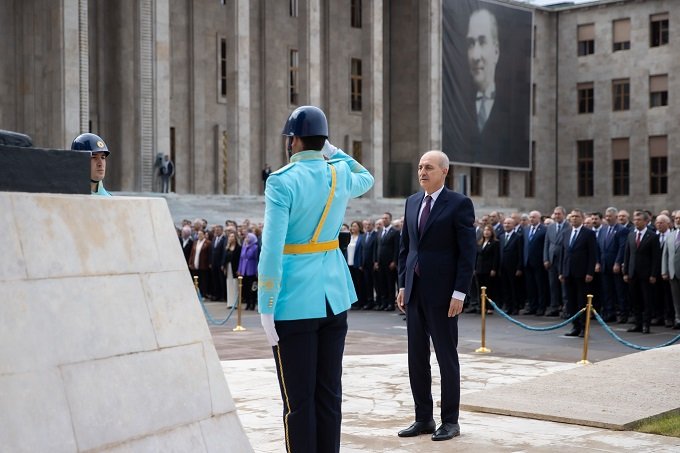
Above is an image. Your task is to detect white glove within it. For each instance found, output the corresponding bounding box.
[321,139,338,160]
[260,313,279,346]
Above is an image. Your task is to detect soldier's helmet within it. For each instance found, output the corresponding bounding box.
[71,133,110,156]
[281,106,329,138]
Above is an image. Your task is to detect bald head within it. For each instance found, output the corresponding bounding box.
[418,151,450,194]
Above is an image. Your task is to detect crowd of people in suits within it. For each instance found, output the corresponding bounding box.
[176,218,262,310]
[467,207,680,337]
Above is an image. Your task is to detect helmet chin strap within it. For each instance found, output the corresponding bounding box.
[287,137,293,160]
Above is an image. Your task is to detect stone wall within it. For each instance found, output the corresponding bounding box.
[0,192,251,452]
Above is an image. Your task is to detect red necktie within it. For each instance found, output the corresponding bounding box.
[636,231,641,248]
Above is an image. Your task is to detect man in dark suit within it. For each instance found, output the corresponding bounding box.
[210,224,227,301]
[396,151,476,442]
[543,206,570,317]
[597,207,628,323]
[559,209,597,337]
[499,218,523,314]
[624,211,660,333]
[522,211,548,315]
[375,212,400,311]
[360,219,378,310]
[179,225,193,265]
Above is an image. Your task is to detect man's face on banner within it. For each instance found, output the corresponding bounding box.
[467,9,499,93]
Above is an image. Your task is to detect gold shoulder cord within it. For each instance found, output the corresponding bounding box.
[283,164,339,254]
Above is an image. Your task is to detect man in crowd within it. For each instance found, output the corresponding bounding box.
[543,206,570,317]
[500,217,523,315]
[597,207,628,323]
[662,211,680,329]
[375,212,400,311]
[210,224,226,301]
[522,211,548,315]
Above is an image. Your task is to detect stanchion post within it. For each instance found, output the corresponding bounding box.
[193,276,200,298]
[475,286,491,353]
[233,276,246,332]
[577,294,593,365]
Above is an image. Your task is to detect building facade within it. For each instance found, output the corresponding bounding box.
[0,0,677,214]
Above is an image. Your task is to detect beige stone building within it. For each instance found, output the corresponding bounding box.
[0,0,677,214]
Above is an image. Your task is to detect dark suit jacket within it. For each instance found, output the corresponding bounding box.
[180,237,193,264]
[398,188,476,307]
[597,223,626,270]
[476,240,500,275]
[376,227,399,265]
[561,227,597,278]
[360,231,378,269]
[523,224,546,268]
[500,231,523,275]
[543,222,571,271]
[352,234,364,269]
[210,235,226,268]
[221,244,241,278]
[624,228,660,279]
[457,88,530,168]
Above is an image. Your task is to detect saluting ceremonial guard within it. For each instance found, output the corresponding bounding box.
[258,106,374,453]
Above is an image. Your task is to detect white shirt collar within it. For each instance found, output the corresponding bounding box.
[424,185,445,203]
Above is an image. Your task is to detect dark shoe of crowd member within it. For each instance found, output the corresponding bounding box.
[384,304,395,311]
[398,420,436,438]
[464,306,480,314]
[351,302,363,310]
[642,325,651,334]
[432,422,461,441]
[617,316,628,324]
[627,325,643,333]
[564,328,582,337]
[520,308,536,315]
[535,309,545,316]
[544,310,560,317]
[650,318,664,326]
[665,319,674,328]
[602,314,617,323]
[673,323,680,330]
[362,302,375,310]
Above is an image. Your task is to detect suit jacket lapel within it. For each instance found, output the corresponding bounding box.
[410,193,425,243]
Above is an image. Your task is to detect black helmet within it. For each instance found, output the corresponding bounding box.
[281,106,328,138]
[71,133,110,156]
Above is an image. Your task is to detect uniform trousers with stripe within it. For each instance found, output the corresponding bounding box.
[273,303,348,453]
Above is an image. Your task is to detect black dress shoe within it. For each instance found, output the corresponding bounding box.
[564,329,581,337]
[650,318,664,326]
[397,420,436,437]
[642,325,651,334]
[384,305,395,311]
[545,310,560,317]
[362,303,375,310]
[535,309,545,316]
[673,323,680,330]
[665,320,674,328]
[521,309,537,315]
[432,422,460,441]
[627,325,642,333]
[374,304,385,311]
[617,316,628,324]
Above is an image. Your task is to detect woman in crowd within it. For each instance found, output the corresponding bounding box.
[476,224,500,312]
[189,230,212,298]
[346,220,364,309]
[222,231,242,308]
[238,232,259,310]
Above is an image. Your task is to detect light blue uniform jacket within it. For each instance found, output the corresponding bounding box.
[258,149,374,320]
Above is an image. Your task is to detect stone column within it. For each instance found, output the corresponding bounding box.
[155,0,171,191]
[137,0,155,191]
[63,0,82,146]
[77,0,89,135]
[307,0,321,106]
[367,0,384,199]
[235,0,251,195]
[420,0,441,152]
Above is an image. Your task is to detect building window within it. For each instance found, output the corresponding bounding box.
[289,0,298,17]
[350,58,362,112]
[612,19,631,51]
[612,138,629,196]
[650,13,669,47]
[289,49,299,105]
[577,24,595,56]
[577,140,594,197]
[533,25,537,59]
[352,140,362,163]
[351,0,362,28]
[470,167,482,196]
[498,170,509,197]
[577,82,594,114]
[612,79,630,111]
[649,136,668,194]
[218,37,227,103]
[650,74,669,107]
[532,84,536,116]
[525,142,536,198]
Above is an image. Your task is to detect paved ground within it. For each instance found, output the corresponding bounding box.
[203,303,680,452]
